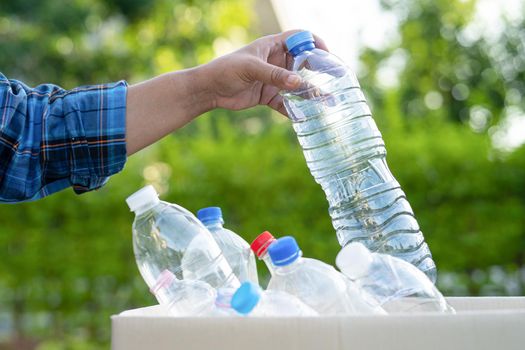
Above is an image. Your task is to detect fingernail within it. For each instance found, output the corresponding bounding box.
[286,74,301,87]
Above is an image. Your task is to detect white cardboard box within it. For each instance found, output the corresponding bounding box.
[112,297,525,350]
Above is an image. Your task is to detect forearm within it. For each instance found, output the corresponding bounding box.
[125,66,215,155]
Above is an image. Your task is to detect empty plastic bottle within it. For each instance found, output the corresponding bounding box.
[336,243,454,314]
[231,281,318,316]
[150,269,217,316]
[197,207,258,284]
[151,270,240,317]
[250,231,277,276]
[281,30,436,283]
[266,236,385,315]
[126,186,240,297]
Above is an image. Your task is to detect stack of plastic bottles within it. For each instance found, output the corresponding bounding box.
[124,30,454,317]
[126,186,453,317]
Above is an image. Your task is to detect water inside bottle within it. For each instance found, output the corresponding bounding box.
[283,68,436,282]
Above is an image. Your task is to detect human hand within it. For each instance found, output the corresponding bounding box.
[199,30,328,115]
[126,30,327,155]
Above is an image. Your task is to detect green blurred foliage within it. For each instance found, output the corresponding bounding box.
[367,0,523,127]
[0,0,524,348]
[360,0,525,297]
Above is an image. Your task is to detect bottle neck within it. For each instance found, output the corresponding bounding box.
[289,42,315,57]
[253,239,276,262]
[273,257,303,275]
[133,199,160,216]
[203,220,224,231]
[260,253,274,275]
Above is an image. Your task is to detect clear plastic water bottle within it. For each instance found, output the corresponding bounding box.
[230,281,318,317]
[266,236,385,315]
[151,270,240,317]
[126,186,240,294]
[197,207,258,284]
[250,231,277,276]
[282,31,437,283]
[150,269,217,316]
[336,242,453,313]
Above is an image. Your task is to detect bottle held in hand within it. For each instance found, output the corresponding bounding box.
[282,31,437,282]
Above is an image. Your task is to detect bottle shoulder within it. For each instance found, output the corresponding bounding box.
[292,49,348,75]
[132,201,212,248]
[273,258,340,279]
[132,201,174,221]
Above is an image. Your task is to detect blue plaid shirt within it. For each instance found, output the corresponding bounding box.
[0,73,128,203]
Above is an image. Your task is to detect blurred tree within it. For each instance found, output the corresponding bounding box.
[362,0,524,130]
[0,0,252,86]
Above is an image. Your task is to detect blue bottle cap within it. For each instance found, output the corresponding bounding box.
[197,207,223,225]
[268,236,302,266]
[285,31,315,55]
[231,281,262,315]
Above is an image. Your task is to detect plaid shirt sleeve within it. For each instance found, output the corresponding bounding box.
[0,72,128,203]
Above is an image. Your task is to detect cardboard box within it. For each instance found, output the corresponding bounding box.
[112,297,525,350]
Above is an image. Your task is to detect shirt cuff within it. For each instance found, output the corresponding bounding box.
[49,80,128,195]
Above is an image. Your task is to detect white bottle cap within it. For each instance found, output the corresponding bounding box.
[336,242,374,279]
[126,185,160,212]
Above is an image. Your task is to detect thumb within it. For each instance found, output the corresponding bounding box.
[250,60,301,90]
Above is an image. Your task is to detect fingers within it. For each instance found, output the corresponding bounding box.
[249,59,302,90]
[260,84,289,116]
[267,94,289,117]
[312,33,329,51]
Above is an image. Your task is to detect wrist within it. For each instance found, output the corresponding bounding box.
[182,65,217,115]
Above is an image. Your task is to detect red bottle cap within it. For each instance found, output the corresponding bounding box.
[250,231,276,258]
